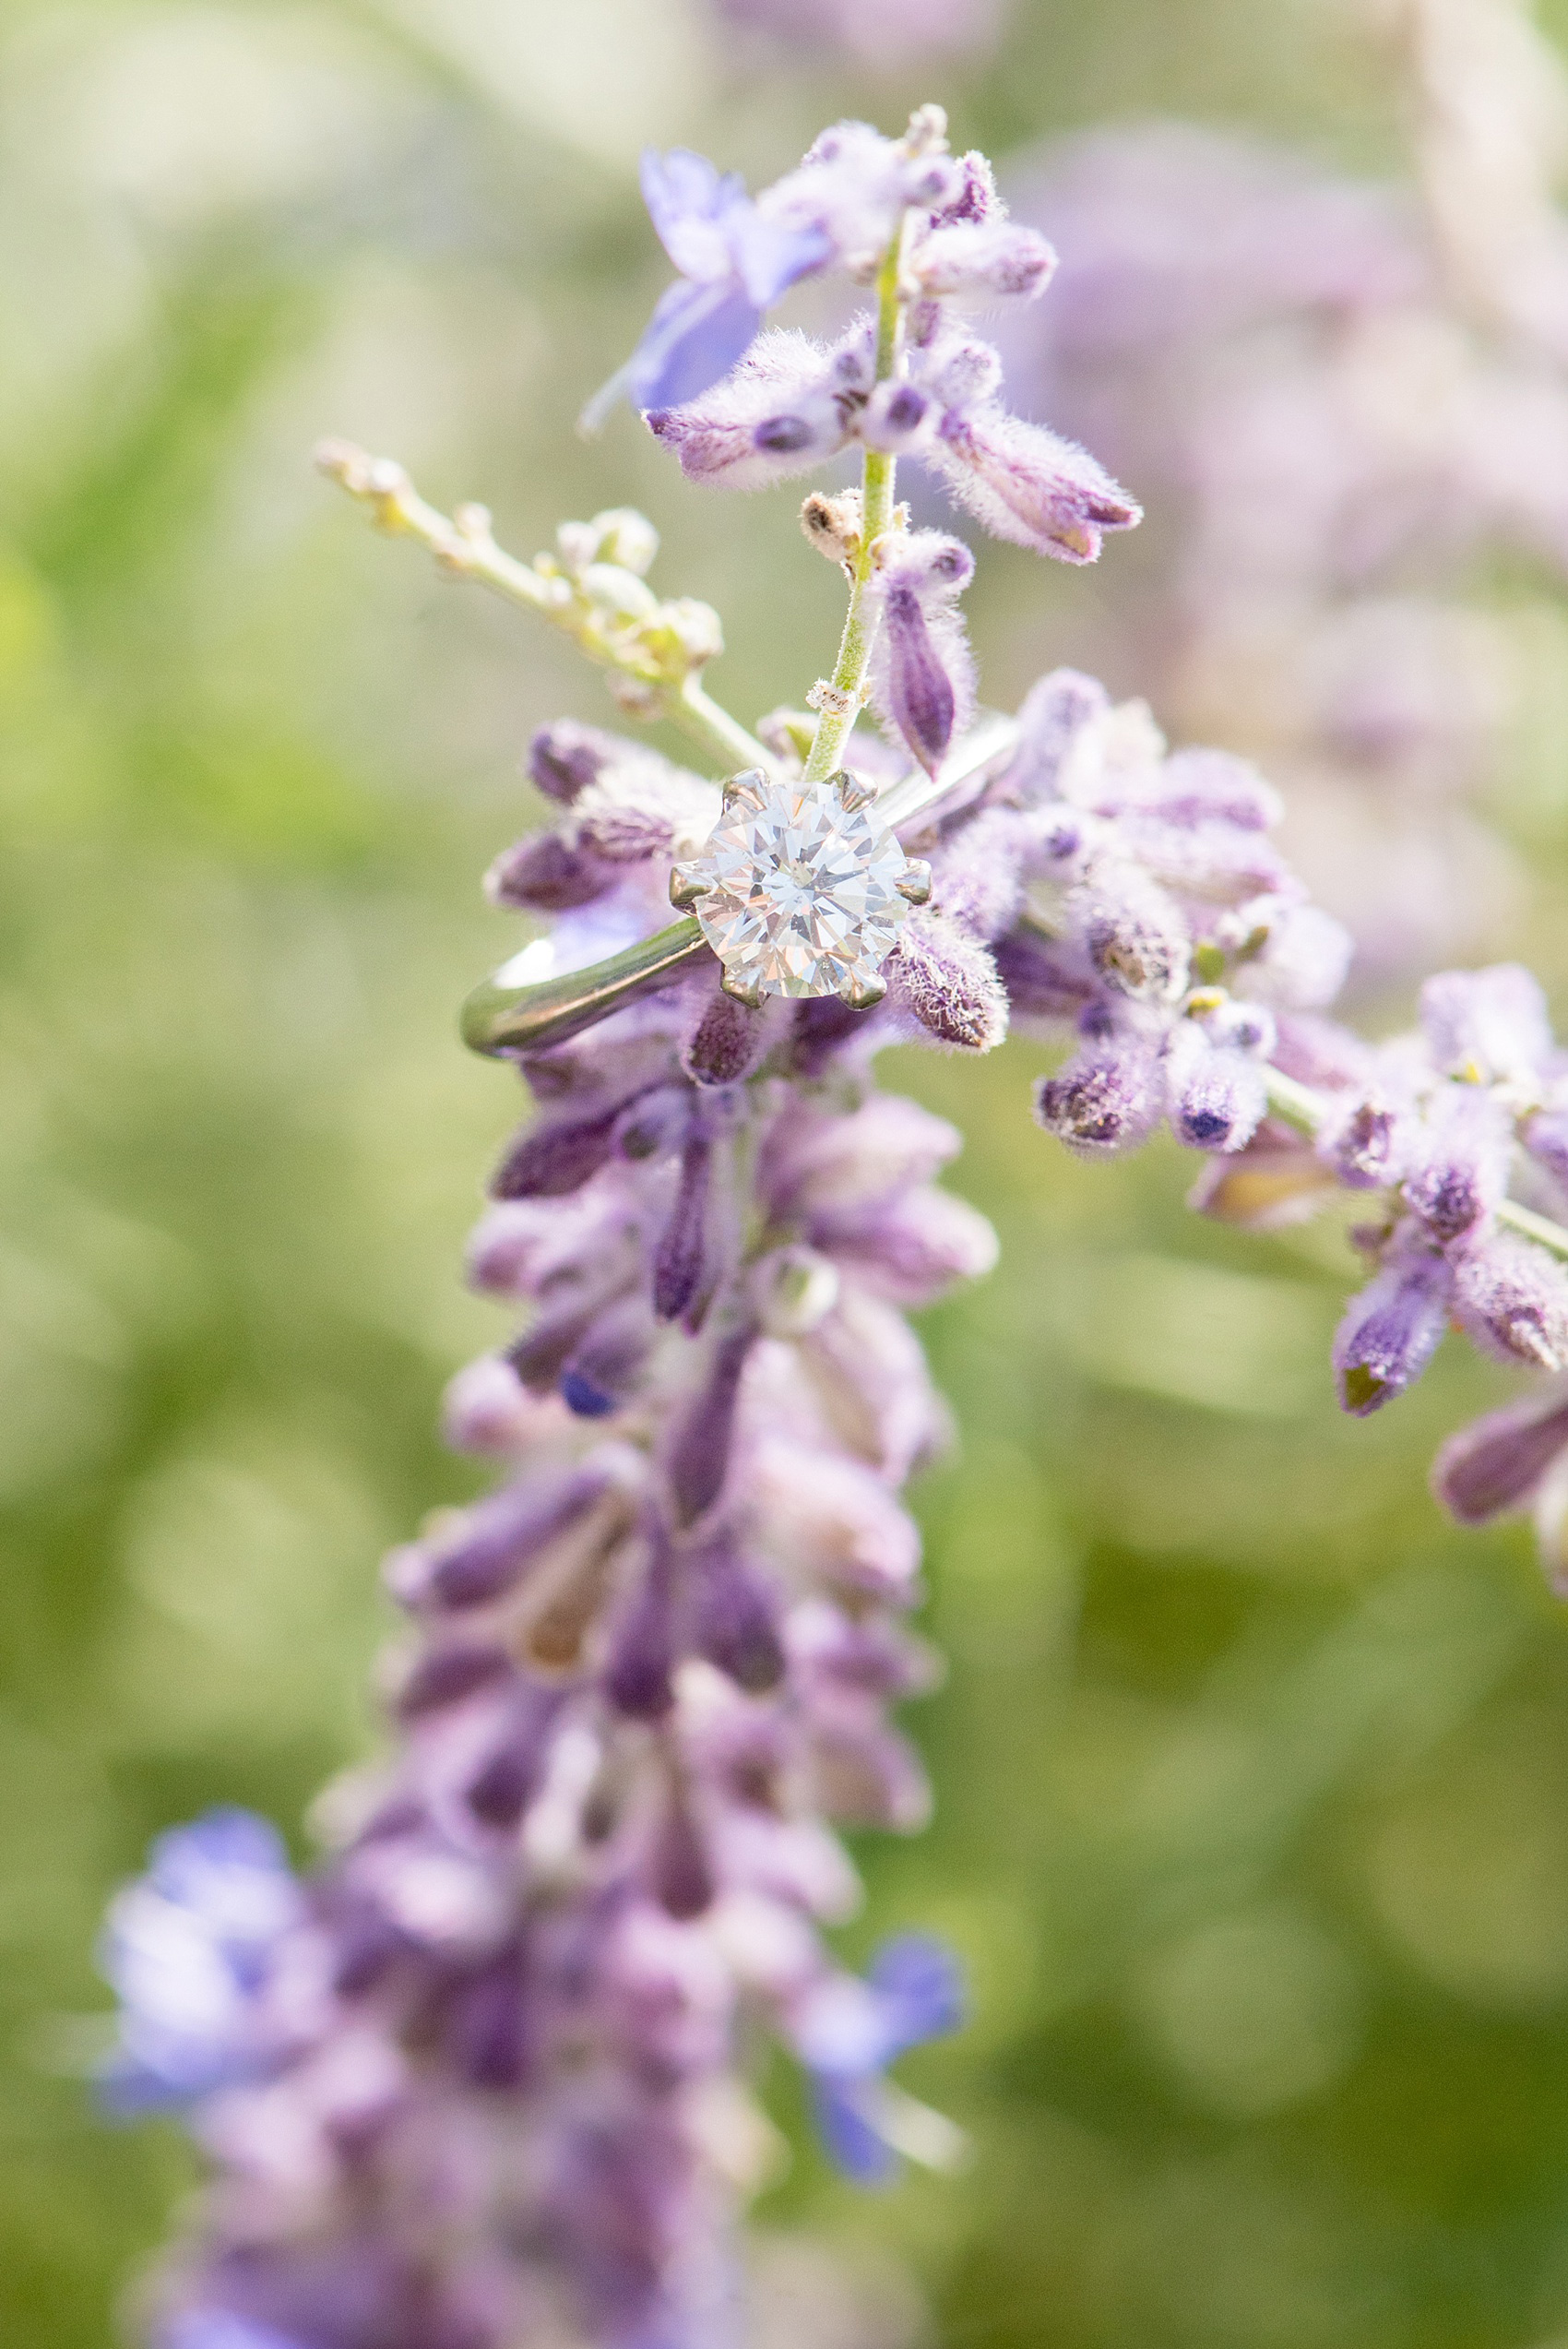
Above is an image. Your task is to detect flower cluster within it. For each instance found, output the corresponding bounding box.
[637,118,1137,568]
[980,675,1568,1439]
[106,757,988,2342]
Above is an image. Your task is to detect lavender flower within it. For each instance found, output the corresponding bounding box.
[99,1811,306,2115]
[790,1936,964,2185]
[865,532,976,775]
[640,110,1138,595]
[585,150,831,428]
[135,86,1568,2349]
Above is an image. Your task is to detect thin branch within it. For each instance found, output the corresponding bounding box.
[315,440,772,779]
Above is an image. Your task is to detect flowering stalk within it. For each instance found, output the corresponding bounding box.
[100,101,1568,2349]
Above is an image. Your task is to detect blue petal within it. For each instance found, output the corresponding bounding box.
[99,2028,267,2118]
[559,1370,617,1418]
[868,1934,965,2056]
[731,212,832,308]
[165,2317,309,2349]
[813,2079,897,2187]
[639,148,745,281]
[148,1809,291,1906]
[626,279,763,412]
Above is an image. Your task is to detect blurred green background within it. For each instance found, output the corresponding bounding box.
[6,2,1568,2343]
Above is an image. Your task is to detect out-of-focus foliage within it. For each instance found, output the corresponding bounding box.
[5,3,1568,2345]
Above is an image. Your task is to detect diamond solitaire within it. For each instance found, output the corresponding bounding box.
[670,769,932,1008]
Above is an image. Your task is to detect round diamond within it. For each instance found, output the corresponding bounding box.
[690,776,911,999]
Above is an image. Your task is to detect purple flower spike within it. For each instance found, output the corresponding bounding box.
[585,149,830,429]
[1333,1236,1454,1415]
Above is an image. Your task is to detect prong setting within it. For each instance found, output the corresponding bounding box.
[721,767,769,813]
[897,859,932,905]
[831,769,877,815]
[719,970,765,1010]
[669,864,708,911]
[838,972,888,1013]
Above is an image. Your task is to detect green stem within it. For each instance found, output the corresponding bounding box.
[801,221,908,787]
[315,439,771,778]
[1263,1070,1568,1263]
[675,678,774,776]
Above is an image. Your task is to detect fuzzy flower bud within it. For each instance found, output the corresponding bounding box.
[484,834,610,913]
[1065,863,1191,1003]
[1450,1232,1568,1370]
[653,1133,716,1326]
[1431,1382,1568,1524]
[1419,964,1553,1084]
[1318,1091,1413,1190]
[1003,668,1111,805]
[1333,1235,1454,1416]
[1401,1084,1513,1246]
[856,381,936,454]
[910,331,1004,413]
[681,986,775,1086]
[386,1456,634,1613]
[646,330,849,490]
[667,1321,759,1527]
[931,406,1140,563]
[886,909,1008,1052]
[866,532,976,776]
[690,1545,786,1693]
[1164,1021,1268,1154]
[910,219,1058,299]
[1035,1028,1166,1158]
[529,719,619,805]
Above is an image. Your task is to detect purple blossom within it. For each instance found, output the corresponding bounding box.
[791,1936,963,2183]
[99,1811,304,2114]
[586,149,831,428]
[866,532,976,776]
[1431,1379,1568,1523]
[135,86,1568,2349]
[930,406,1140,563]
[167,2320,306,2349]
[1333,1234,1454,1416]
